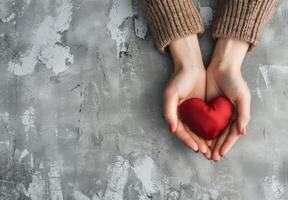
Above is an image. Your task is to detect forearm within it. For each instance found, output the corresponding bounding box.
[210,38,249,72]
[169,35,204,70]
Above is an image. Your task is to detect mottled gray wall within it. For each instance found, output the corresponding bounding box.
[0,0,288,199]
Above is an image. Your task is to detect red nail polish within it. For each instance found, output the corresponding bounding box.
[168,123,174,133]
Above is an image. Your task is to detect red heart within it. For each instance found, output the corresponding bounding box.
[179,96,233,140]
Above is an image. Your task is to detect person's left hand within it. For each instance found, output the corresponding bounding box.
[205,38,252,161]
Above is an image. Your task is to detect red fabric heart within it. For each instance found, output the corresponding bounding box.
[179,96,233,140]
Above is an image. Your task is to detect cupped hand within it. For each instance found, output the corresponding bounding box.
[164,35,210,156]
[205,38,251,161]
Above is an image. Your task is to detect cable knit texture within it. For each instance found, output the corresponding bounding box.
[140,0,204,52]
[213,0,279,51]
[140,0,278,52]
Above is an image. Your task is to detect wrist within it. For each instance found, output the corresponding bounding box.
[169,35,204,71]
[209,38,249,73]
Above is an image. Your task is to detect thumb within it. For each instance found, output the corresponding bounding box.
[236,92,251,135]
[164,88,179,133]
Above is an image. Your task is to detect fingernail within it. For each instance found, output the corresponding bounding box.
[220,149,228,157]
[192,145,199,152]
[168,123,174,133]
[204,151,211,160]
[202,147,207,154]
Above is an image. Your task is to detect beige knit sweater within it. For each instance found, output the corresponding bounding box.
[140,0,279,52]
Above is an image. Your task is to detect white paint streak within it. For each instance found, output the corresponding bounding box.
[132,155,158,196]
[263,175,284,200]
[22,106,35,132]
[0,140,10,146]
[256,67,263,100]
[107,0,133,56]
[257,65,288,99]
[257,65,271,100]
[8,0,73,76]
[103,156,130,200]
[0,12,15,22]
[30,153,34,168]
[16,183,30,197]
[21,106,35,145]
[269,65,288,74]
[259,65,271,88]
[23,0,32,10]
[19,148,30,162]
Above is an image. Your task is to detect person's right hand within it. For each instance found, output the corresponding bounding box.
[164,35,210,156]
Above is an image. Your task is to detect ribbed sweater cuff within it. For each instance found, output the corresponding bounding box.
[212,0,279,51]
[141,0,204,53]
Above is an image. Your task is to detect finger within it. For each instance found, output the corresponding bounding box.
[236,91,251,135]
[174,122,198,152]
[204,139,215,160]
[220,123,241,156]
[164,87,179,133]
[211,126,230,161]
[203,147,212,160]
[199,138,211,159]
[210,138,218,150]
[205,140,213,147]
[183,124,207,154]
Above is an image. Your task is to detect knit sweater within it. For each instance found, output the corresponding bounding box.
[140,0,279,52]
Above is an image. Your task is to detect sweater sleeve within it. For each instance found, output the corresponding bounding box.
[212,0,279,51]
[140,0,204,53]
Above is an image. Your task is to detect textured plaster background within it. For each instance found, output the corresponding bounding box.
[0,0,288,199]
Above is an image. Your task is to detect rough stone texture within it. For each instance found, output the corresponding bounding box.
[0,0,287,199]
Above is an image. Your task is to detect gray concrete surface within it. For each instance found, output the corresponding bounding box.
[0,0,288,199]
